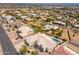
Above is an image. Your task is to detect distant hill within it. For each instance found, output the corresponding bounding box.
[0,3,79,8]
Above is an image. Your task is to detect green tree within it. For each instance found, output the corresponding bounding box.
[19,45,27,55]
[31,50,38,55]
[56,30,63,36]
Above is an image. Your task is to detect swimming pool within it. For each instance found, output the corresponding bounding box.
[51,37,62,44]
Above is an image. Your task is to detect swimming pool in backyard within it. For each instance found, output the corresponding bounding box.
[50,37,62,44]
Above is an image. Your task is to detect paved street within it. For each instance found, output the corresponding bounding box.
[0,24,17,55]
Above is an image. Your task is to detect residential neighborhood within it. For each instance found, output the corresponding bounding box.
[0,3,79,55]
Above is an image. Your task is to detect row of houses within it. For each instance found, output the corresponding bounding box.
[1,14,31,22]
[2,14,79,29]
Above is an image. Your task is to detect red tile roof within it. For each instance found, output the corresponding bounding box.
[53,46,72,55]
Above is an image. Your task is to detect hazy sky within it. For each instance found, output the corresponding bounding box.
[0,0,79,3]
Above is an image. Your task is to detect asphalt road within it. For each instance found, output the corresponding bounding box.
[0,24,17,55]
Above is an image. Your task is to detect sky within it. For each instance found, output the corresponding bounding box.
[0,0,79,3]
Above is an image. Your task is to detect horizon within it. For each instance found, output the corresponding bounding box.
[0,3,79,7]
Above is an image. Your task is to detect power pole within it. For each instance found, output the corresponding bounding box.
[67,28,71,41]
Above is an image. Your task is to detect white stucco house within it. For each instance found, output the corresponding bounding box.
[44,24,59,30]
[25,33,57,52]
[2,15,16,23]
[18,26,33,37]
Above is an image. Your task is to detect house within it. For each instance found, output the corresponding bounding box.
[31,14,37,17]
[21,16,28,19]
[2,15,16,23]
[53,21,66,26]
[18,26,33,37]
[52,41,79,55]
[21,16,31,21]
[25,33,58,52]
[65,41,79,54]
[52,46,72,55]
[44,24,59,30]
[16,14,22,16]
[74,24,79,28]
[63,46,79,55]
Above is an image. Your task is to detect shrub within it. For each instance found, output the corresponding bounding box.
[19,45,27,55]
[31,50,38,55]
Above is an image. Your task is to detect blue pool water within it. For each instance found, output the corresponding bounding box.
[51,37,62,43]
